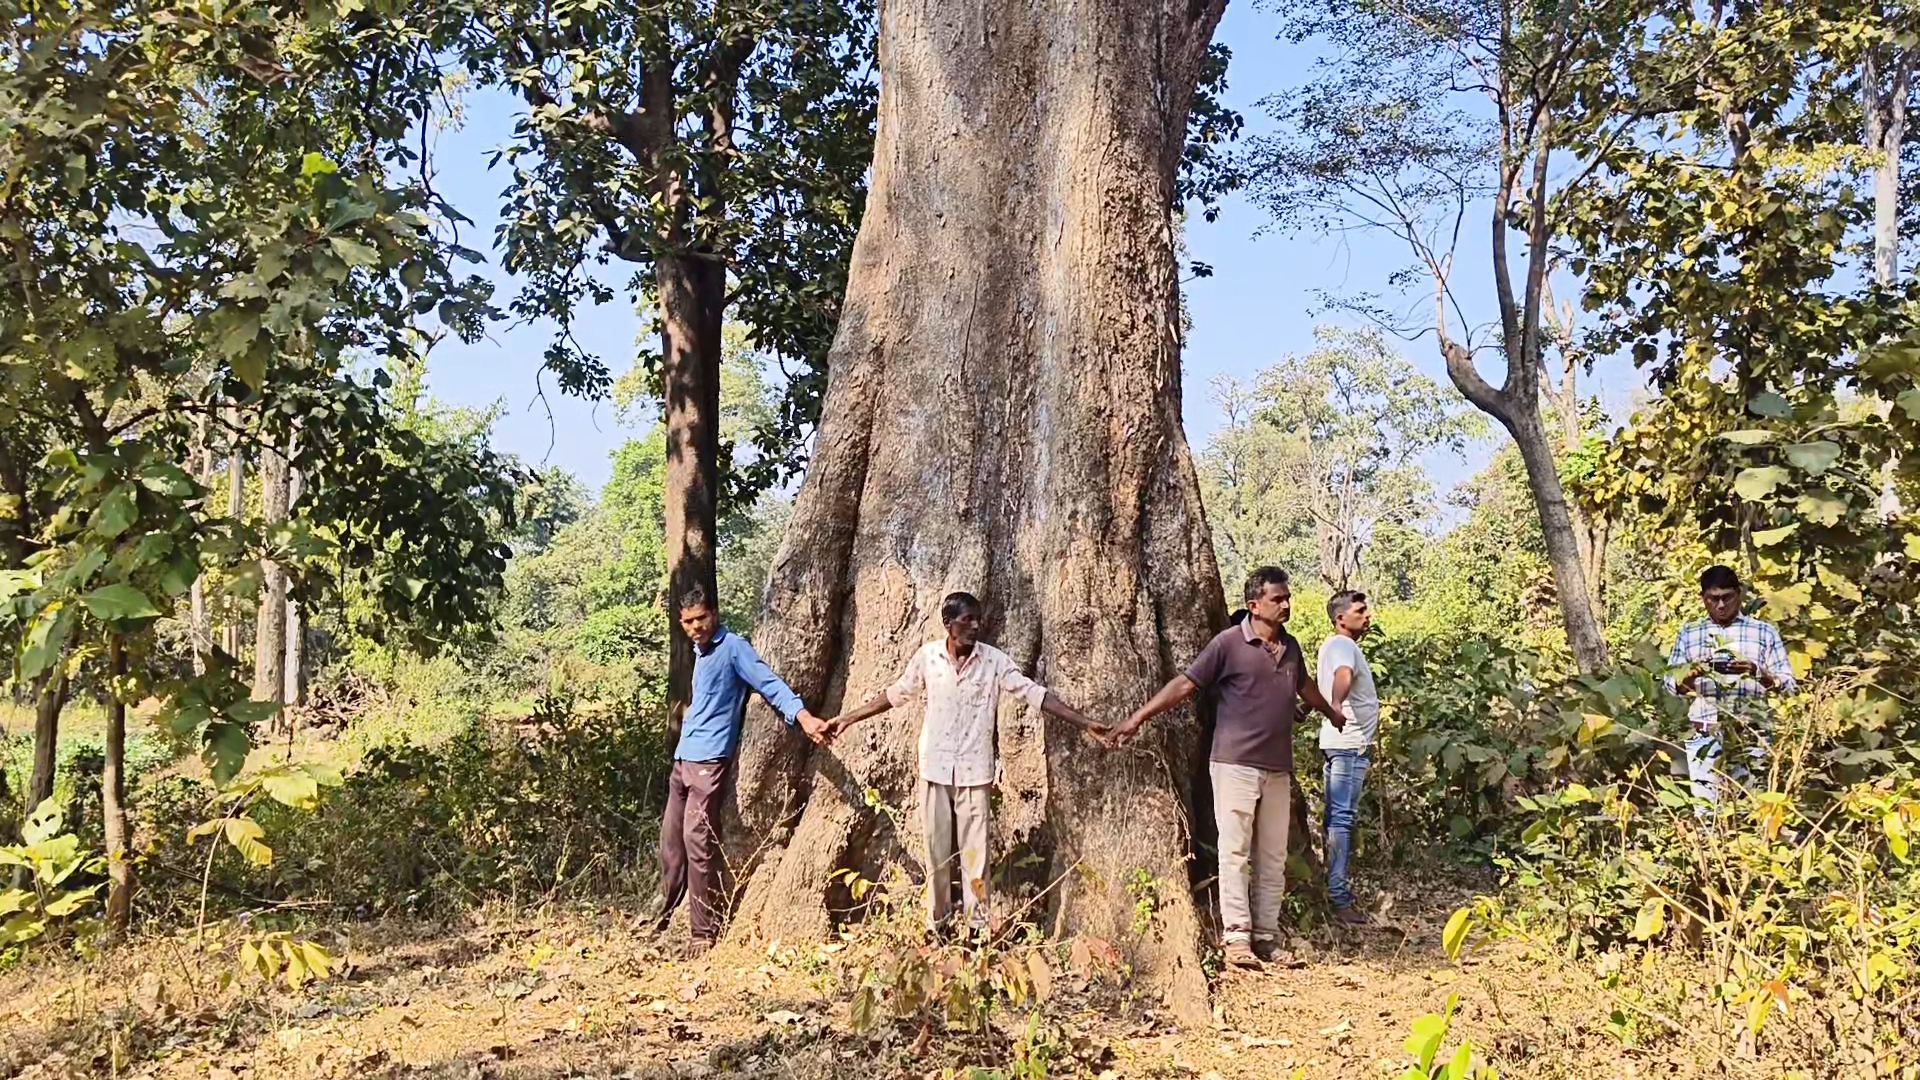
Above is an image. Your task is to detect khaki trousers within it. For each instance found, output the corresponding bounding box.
[921,780,992,930]
[1210,761,1291,944]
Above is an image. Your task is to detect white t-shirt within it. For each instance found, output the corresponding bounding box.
[1316,634,1379,751]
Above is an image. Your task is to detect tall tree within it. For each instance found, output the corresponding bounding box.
[726,0,1230,1022]
[1203,326,1481,591]
[1241,0,1682,672]
[464,0,877,741]
[1,0,512,917]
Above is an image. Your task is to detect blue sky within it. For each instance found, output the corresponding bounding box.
[418,4,1646,494]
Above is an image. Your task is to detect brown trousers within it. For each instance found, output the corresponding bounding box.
[658,758,733,943]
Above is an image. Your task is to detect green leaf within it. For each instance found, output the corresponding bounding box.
[328,237,380,267]
[224,817,273,866]
[82,583,162,623]
[261,769,319,810]
[22,799,64,846]
[1721,429,1776,445]
[1897,387,1920,421]
[1784,441,1842,475]
[41,886,100,918]
[1631,898,1667,941]
[1442,906,1472,962]
[1404,1011,1448,1069]
[1752,523,1798,547]
[1733,466,1791,501]
[216,313,262,361]
[19,604,74,681]
[1796,490,1849,526]
[1748,391,1792,417]
[301,152,338,177]
[204,723,253,786]
[90,483,139,538]
[234,340,270,393]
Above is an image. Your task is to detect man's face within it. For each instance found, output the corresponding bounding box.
[1336,598,1372,636]
[678,603,719,647]
[1702,586,1742,627]
[1247,583,1292,627]
[945,608,982,651]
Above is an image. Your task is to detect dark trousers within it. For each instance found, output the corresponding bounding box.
[658,758,734,943]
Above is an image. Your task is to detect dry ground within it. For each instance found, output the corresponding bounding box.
[1,877,1768,1080]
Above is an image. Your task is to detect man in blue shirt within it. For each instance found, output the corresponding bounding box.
[657,585,831,956]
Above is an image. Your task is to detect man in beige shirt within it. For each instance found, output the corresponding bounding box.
[827,591,1106,934]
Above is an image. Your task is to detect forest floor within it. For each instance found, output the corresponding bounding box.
[0,874,1740,1080]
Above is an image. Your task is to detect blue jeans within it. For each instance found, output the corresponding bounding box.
[1322,748,1371,910]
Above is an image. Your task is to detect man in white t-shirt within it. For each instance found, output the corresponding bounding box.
[1316,590,1379,925]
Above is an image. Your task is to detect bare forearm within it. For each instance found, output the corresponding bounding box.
[1040,692,1103,732]
[1331,668,1353,712]
[1129,676,1196,726]
[1299,677,1342,725]
[834,693,894,729]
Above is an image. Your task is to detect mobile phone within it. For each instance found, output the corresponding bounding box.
[1710,657,1740,674]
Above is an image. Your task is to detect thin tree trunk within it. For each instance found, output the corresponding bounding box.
[25,669,67,815]
[103,635,133,938]
[253,438,289,724]
[728,0,1228,1023]
[223,404,244,660]
[1507,404,1608,672]
[1868,43,1911,518]
[659,253,724,752]
[284,443,305,708]
[189,414,211,674]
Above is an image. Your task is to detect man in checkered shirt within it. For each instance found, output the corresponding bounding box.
[1665,565,1797,811]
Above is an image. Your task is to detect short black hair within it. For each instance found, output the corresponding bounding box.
[941,591,983,624]
[1699,565,1741,593]
[1327,590,1366,622]
[1243,566,1290,603]
[677,584,713,612]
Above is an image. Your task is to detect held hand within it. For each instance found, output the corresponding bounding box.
[1110,714,1146,746]
[797,710,834,747]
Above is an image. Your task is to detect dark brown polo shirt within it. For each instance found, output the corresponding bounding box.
[1184,620,1307,773]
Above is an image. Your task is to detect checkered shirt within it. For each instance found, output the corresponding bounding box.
[1665,614,1796,730]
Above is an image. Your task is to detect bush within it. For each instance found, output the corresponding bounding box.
[133,689,672,924]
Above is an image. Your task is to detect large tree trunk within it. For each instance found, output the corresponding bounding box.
[659,253,724,751]
[103,635,133,938]
[253,439,289,721]
[726,0,1228,1024]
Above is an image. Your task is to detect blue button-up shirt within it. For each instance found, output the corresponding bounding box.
[674,626,806,762]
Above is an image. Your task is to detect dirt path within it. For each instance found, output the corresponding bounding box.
[0,887,1653,1080]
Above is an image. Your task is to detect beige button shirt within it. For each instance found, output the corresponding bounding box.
[886,641,1048,786]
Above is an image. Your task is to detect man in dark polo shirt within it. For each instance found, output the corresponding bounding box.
[1112,566,1344,970]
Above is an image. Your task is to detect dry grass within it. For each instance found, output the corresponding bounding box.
[0,871,1832,1080]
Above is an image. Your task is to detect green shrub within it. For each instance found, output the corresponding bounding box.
[134,689,672,923]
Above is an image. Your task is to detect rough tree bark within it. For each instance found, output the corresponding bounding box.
[726,0,1229,1024]
[253,437,289,719]
[103,635,133,938]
